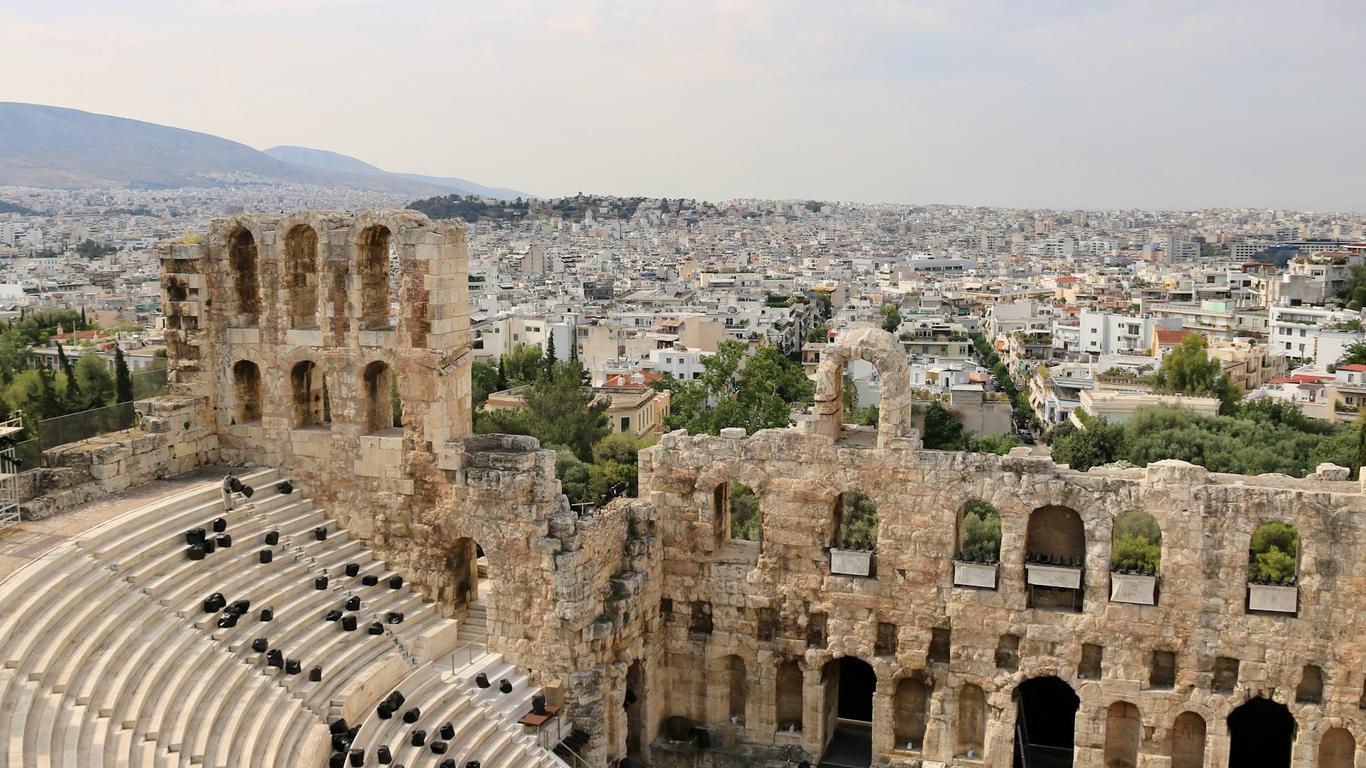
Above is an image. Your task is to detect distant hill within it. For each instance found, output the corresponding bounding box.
[0,200,35,215]
[264,145,532,201]
[0,103,444,196]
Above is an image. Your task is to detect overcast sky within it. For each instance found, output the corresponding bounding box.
[2,1,1363,211]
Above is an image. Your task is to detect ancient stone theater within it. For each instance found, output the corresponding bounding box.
[0,211,1361,767]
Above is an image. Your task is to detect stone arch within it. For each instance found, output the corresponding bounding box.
[357,223,394,330]
[283,223,319,329]
[1169,711,1206,768]
[447,536,483,607]
[1103,700,1141,768]
[956,498,1002,563]
[227,226,260,325]
[289,360,327,428]
[775,658,804,732]
[626,659,647,759]
[1227,696,1295,768]
[360,360,399,434]
[892,676,930,751]
[1013,676,1079,766]
[1025,505,1086,611]
[812,327,911,447]
[1318,727,1356,768]
[230,360,262,424]
[956,683,986,759]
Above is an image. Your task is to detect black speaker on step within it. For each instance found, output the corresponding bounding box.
[201,538,216,555]
[328,753,344,768]
[345,563,360,577]
[429,741,447,754]
[309,666,322,682]
[367,622,383,635]
[229,477,243,493]
[329,718,350,736]
[348,748,363,766]
[362,575,379,586]
[325,609,342,622]
[216,613,238,629]
[259,549,273,564]
[186,545,205,561]
[186,528,206,545]
[314,526,327,541]
[386,611,404,624]
[345,596,361,611]
[267,649,284,668]
[259,606,273,622]
[532,695,546,715]
[285,658,301,675]
[402,707,420,724]
[385,691,405,710]
[498,679,512,694]
[211,517,226,533]
[241,484,254,499]
[251,638,269,653]
[264,531,279,546]
[439,722,454,740]
[409,729,426,747]
[341,615,357,632]
[225,599,250,616]
[315,576,329,590]
[377,703,392,720]
[474,672,489,689]
[465,762,480,768]
[277,480,293,494]
[388,575,403,589]
[202,593,226,613]
[215,533,232,548]
[376,744,391,764]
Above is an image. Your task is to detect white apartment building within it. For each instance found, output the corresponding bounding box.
[1268,304,1363,363]
[1078,311,1182,357]
[647,346,709,381]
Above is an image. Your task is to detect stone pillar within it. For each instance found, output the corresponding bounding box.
[871,687,895,755]
[801,663,827,758]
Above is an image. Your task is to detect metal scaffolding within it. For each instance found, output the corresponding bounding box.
[0,414,24,530]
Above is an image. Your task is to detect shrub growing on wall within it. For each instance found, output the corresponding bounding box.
[1249,521,1298,584]
[957,500,1002,563]
[1110,510,1162,574]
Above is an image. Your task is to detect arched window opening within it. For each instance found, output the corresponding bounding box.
[328,262,350,339]
[361,361,400,435]
[228,227,260,325]
[284,224,319,329]
[1227,697,1295,768]
[1103,701,1142,768]
[1247,520,1299,614]
[358,225,394,331]
[955,684,986,759]
[715,481,760,544]
[723,655,746,725]
[1169,711,1206,768]
[1295,664,1324,704]
[448,537,484,611]
[231,360,262,424]
[1013,677,1079,767]
[1318,727,1356,768]
[831,490,879,577]
[1025,505,1086,612]
[290,361,326,428]
[954,499,1002,588]
[892,677,929,751]
[1110,510,1162,605]
[775,659,803,733]
[626,660,646,760]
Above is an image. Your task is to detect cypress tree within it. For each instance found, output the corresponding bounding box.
[496,356,508,391]
[36,365,60,421]
[114,346,134,404]
[544,333,557,377]
[56,342,82,408]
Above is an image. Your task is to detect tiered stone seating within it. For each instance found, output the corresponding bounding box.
[349,647,564,768]
[0,468,483,768]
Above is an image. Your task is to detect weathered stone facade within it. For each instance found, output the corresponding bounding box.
[161,212,1365,767]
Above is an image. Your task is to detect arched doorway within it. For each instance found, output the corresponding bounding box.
[1169,711,1205,768]
[1318,727,1356,768]
[227,226,260,326]
[1013,676,1079,767]
[1103,701,1141,768]
[1227,697,1295,768]
[231,360,262,424]
[284,224,319,329]
[448,537,483,607]
[821,657,876,767]
[358,224,395,330]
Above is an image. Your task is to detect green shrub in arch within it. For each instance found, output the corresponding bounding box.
[957,499,1001,563]
[1110,510,1162,574]
[837,491,879,551]
[1249,521,1298,584]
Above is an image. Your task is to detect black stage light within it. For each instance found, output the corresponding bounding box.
[362,575,379,586]
[386,611,404,624]
[264,531,279,546]
[474,672,489,689]
[498,679,512,694]
[259,606,273,622]
[285,658,301,675]
[186,545,205,561]
[325,610,342,622]
[315,576,329,590]
[409,729,425,747]
[215,533,232,548]
[277,480,294,494]
[341,615,357,631]
[329,718,350,736]
[402,707,420,724]
[201,538,216,555]
[267,649,284,668]
[216,613,238,629]
[314,526,327,541]
[532,695,547,715]
[259,549,273,564]
[309,666,322,681]
[348,749,364,767]
[186,528,206,545]
[439,722,454,740]
[388,575,403,589]
[251,638,269,653]
[429,741,447,754]
[376,745,391,764]
[211,517,226,533]
[202,593,226,613]
[367,622,383,635]
[345,596,360,611]
[345,563,360,577]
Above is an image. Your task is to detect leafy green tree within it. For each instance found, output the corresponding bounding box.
[471,362,500,407]
[501,344,543,387]
[1338,340,1366,367]
[957,500,1001,562]
[921,401,964,450]
[660,341,813,435]
[1153,334,1240,413]
[1111,511,1162,573]
[475,360,609,461]
[880,304,901,333]
[543,334,557,376]
[113,347,133,404]
[1249,521,1298,583]
[0,329,28,384]
[1050,416,1124,471]
[553,447,592,508]
[56,343,81,408]
[837,491,879,550]
[1340,264,1366,309]
[728,482,760,541]
[74,353,115,408]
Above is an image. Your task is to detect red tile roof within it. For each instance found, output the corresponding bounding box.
[1154,329,1192,345]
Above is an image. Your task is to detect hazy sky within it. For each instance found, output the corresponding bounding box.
[2,1,1364,210]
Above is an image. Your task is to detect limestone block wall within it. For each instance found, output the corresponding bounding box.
[24,395,217,519]
[621,429,1366,767]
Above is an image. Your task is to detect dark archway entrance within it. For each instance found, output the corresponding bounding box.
[625,660,646,760]
[1227,697,1295,768]
[821,657,876,767]
[1013,676,1079,767]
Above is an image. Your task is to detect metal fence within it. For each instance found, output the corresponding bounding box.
[11,366,171,469]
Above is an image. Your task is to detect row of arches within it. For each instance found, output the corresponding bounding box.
[225,223,402,333]
[710,483,1302,601]
[230,358,402,434]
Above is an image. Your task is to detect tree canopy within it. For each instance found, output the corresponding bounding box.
[1152,334,1240,413]
[658,340,813,435]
